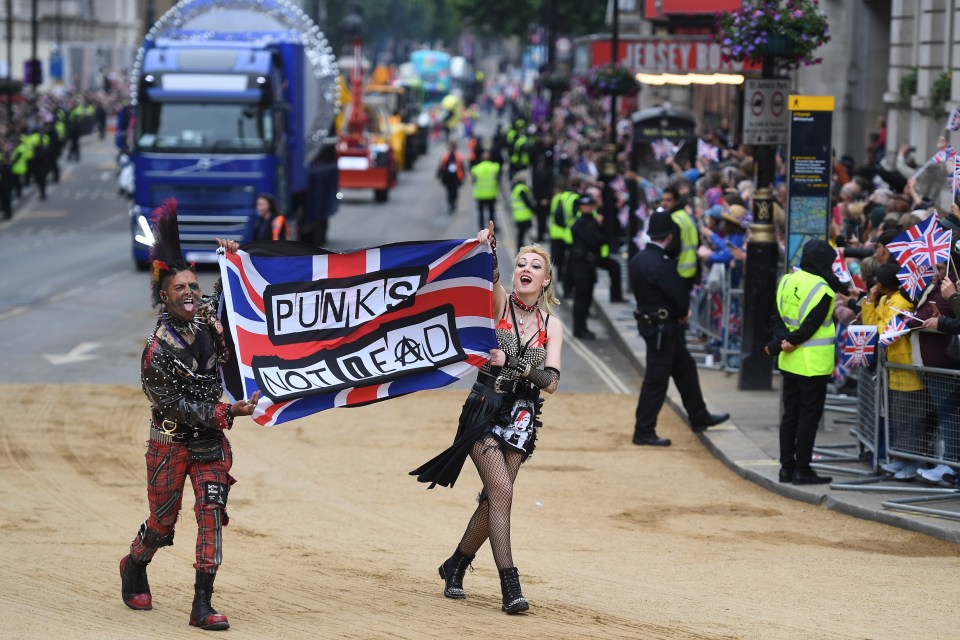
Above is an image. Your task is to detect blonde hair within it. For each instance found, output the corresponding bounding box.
[514,244,560,314]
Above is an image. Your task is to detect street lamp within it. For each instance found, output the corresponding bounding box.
[737,54,779,391]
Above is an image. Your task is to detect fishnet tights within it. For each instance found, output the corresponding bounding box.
[456,438,523,569]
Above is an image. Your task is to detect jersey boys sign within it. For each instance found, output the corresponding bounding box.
[218,239,496,426]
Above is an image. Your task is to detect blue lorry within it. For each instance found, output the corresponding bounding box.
[128,0,340,268]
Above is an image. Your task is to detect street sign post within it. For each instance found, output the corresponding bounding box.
[786,94,835,270]
[742,79,789,145]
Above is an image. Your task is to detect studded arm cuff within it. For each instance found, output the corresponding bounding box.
[215,403,234,430]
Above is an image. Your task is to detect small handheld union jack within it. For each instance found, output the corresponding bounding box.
[651,138,674,162]
[886,212,953,269]
[896,259,935,301]
[697,139,719,163]
[879,314,911,347]
[832,248,851,283]
[948,107,960,132]
[842,325,878,368]
[932,145,957,164]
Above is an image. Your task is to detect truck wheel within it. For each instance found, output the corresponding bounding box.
[374,189,389,203]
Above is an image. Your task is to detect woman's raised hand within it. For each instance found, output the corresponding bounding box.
[477,220,495,245]
[216,238,240,254]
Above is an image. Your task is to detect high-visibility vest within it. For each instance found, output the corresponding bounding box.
[11,144,29,175]
[510,135,529,166]
[55,120,66,141]
[557,191,578,245]
[439,152,464,181]
[19,134,34,162]
[511,183,534,223]
[776,270,836,376]
[671,209,698,278]
[271,215,290,241]
[470,161,500,200]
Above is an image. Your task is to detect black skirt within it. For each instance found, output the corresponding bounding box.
[409,377,542,489]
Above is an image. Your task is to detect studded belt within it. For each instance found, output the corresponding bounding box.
[150,419,190,444]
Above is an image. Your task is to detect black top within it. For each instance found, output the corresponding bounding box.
[570,212,606,260]
[628,241,689,319]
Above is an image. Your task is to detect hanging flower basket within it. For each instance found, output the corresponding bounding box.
[581,63,639,98]
[716,0,831,70]
[539,71,571,92]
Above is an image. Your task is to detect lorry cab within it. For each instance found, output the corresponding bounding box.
[129,0,340,266]
[132,44,288,265]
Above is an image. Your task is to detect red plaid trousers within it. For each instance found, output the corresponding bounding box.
[129,434,235,572]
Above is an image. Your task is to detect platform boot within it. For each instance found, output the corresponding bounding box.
[498,566,529,614]
[438,547,475,599]
[189,570,230,631]
[119,554,152,610]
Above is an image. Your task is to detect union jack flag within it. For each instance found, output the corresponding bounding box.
[886,213,953,268]
[953,160,960,195]
[697,138,720,163]
[896,258,936,301]
[832,248,851,283]
[948,107,960,132]
[651,138,675,162]
[879,313,912,347]
[217,239,497,426]
[932,145,957,164]
[841,325,878,368]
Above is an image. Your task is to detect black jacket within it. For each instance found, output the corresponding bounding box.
[570,212,606,263]
[628,241,689,321]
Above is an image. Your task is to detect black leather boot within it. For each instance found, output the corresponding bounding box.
[189,570,229,631]
[498,567,529,614]
[119,554,152,610]
[438,547,475,599]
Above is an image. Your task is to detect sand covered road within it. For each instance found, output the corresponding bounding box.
[0,383,955,639]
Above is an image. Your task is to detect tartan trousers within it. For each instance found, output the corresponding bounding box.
[129,434,235,573]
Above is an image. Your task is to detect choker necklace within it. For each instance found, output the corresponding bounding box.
[511,292,538,314]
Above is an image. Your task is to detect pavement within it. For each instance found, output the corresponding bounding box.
[590,260,960,545]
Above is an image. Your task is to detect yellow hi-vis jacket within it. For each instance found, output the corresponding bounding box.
[776,270,836,376]
[511,182,534,222]
[670,209,698,279]
[549,191,578,244]
[470,160,500,200]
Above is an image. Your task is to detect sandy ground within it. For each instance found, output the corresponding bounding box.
[0,383,956,640]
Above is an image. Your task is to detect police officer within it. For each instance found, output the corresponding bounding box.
[510,171,536,247]
[661,186,699,292]
[471,149,500,228]
[765,239,839,484]
[548,178,580,298]
[28,126,50,201]
[629,209,729,446]
[569,193,605,340]
[0,147,12,219]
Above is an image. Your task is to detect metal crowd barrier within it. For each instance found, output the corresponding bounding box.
[687,263,743,372]
[830,349,960,515]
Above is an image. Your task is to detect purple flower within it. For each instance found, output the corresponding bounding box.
[723,37,732,45]
[773,13,781,21]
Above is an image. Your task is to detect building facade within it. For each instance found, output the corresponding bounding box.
[589,0,958,207]
[883,0,959,191]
